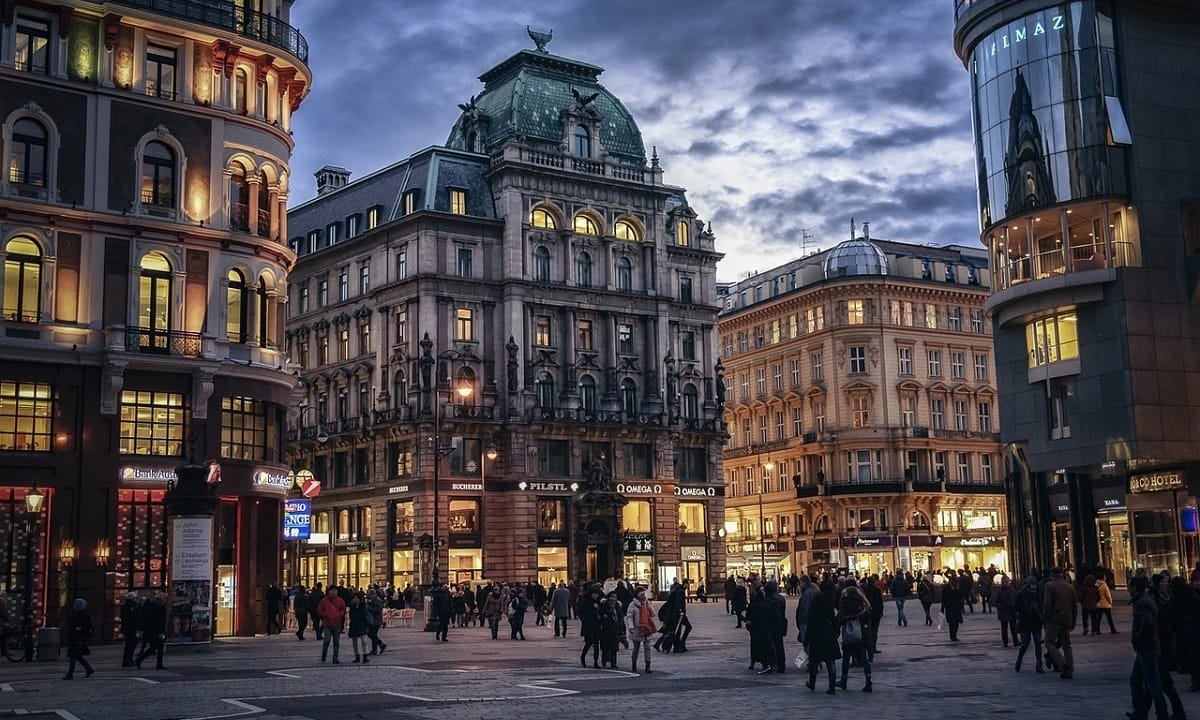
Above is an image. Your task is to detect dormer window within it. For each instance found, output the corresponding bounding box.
[450,189,467,215]
[677,220,691,247]
[574,125,591,158]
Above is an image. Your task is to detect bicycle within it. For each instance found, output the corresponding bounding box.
[1,625,33,662]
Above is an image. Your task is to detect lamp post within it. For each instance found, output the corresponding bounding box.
[754,449,774,580]
[21,485,45,661]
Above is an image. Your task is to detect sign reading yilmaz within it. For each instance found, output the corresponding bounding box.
[1129,471,1184,494]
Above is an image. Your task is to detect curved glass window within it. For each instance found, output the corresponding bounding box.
[531,207,557,229]
[229,164,249,231]
[3,236,41,322]
[573,214,599,236]
[615,219,640,242]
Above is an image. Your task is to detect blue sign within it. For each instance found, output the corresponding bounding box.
[283,498,312,540]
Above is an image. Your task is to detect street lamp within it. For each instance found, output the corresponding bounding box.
[755,450,774,580]
[21,485,45,660]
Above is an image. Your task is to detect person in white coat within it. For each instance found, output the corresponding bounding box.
[625,587,657,674]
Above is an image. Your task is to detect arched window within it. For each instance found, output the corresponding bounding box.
[10,118,47,187]
[909,511,930,530]
[234,67,249,113]
[579,374,597,413]
[815,514,831,533]
[257,170,271,237]
[533,246,551,283]
[536,371,555,408]
[573,214,598,236]
[614,219,640,242]
[615,256,633,291]
[530,207,557,229]
[620,378,637,417]
[392,370,407,408]
[138,252,172,351]
[141,141,175,208]
[677,219,691,247]
[229,164,249,231]
[574,125,591,158]
[256,274,270,346]
[3,237,41,322]
[681,383,699,420]
[576,251,593,287]
[226,269,246,343]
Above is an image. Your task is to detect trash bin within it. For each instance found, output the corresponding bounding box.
[36,627,60,661]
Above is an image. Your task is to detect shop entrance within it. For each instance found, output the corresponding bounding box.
[1097,514,1131,588]
[847,551,893,577]
[215,564,236,636]
[1052,522,1073,570]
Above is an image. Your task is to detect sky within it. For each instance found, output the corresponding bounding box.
[288,0,980,283]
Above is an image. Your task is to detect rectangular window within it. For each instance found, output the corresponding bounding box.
[974,353,989,381]
[957,452,971,483]
[756,368,766,395]
[851,395,869,428]
[889,300,901,325]
[457,247,472,277]
[772,364,783,391]
[981,454,994,484]
[389,441,414,478]
[577,320,594,350]
[624,443,654,478]
[902,302,914,326]
[618,323,634,354]
[931,398,945,430]
[327,223,341,245]
[450,189,467,215]
[359,265,370,295]
[1048,378,1074,439]
[934,451,947,483]
[676,447,706,483]
[901,394,916,426]
[681,331,696,360]
[297,338,309,370]
[790,359,800,386]
[770,319,780,343]
[846,299,864,325]
[346,214,360,238]
[757,413,768,444]
[791,406,803,437]
[774,410,785,440]
[954,399,968,430]
[338,326,350,360]
[535,315,552,347]
[971,309,985,333]
[338,272,349,301]
[145,44,177,99]
[456,307,473,341]
[927,349,942,377]
[806,306,824,333]
[947,306,962,331]
[849,345,866,374]
[1026,312,1079,367]
[811,351,823,381]
[395,248,407,280]
[951,351,965,379]
[898,346,913,375]
[813,400,825,432]
[318,335,329,365]
[537,439,570,475]
[789,313,799,338]
[15,17,50,74]
[119,390,186,456]
[307,231,320,254]
[739,374,749,402]
[220,396,267,461]
[925,304,938,329]
[978,401,992,432]
[318,280,328,307]
[366,206,381,229]
[394,307,407,345]
[358,320,371,355]
[680,276,694,304]
[0,381,53,451]
[299,286,309,313]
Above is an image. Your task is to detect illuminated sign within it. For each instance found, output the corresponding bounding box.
[450,483,482,491]
[959,536,1001,547]
[254,470,291,492]
[387,485,410,495]
[674,486,717,497]
[518,481,580,492]
[617,483,663,496]
[283,499,312,540]
[983,12,1066,58]
[1129,471,1184,494]
[624,533,655,554]
[119,466,175,484]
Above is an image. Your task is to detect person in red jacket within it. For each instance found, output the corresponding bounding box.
[317,586,347,664]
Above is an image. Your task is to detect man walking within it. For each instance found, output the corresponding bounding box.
[889,572,909,627]
[1042,567,1077,679]
[120,592,141,667]
[134,592,168,670]
[265,582,284,634]
[317,586,346,663]
[1129,575,1170,720]
[431,582,452,642]
[552,582,571,637]
[292,586,310,640]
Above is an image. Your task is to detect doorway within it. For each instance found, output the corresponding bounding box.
[215,564,236,636]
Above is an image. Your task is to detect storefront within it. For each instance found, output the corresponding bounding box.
[622,531,655,586]
[725,542,788,579]
[1128,469,1198,578]
[809,537,834,572]
[389,490,416,589]
[939,535,1008,572]
[1047,487,1073,570]
[842,535,896,576]
[900,535,945,574]
[1093,483,1131,588]
[447,481,483,583]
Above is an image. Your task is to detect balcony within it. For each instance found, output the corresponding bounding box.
[115,0,309,64]
[124,326,201,356]
[825,480,905,496]
[374,406,413,425]
[526,407,672,428]
[517,147,646,183]
[932,428,1000,441]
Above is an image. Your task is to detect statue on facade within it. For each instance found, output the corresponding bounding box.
[505,335,519,392]
[714,358,727,406]
[587,454,613,493]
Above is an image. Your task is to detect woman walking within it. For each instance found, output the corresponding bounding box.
[508,587,528,640]
[482,586,504,640]
[918,573,935,626]
[941,575,965,642]
[599,591,624,668]
[1079,574,1099,635]
[1094,574,1118,634]
[577,585,602,668]
[804,589,841,694]
[347,594,370,663]
[63,599,95,680]
[836,578,872,692]
[626,587,656,674]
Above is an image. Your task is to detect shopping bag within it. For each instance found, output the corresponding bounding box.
[936,615,944,631]
[794,647,809,670]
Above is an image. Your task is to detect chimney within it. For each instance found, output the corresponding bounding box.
[863,222,870,240]
[315,165,351,196]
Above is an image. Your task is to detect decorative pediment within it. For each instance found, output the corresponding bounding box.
[617,356,640,373]
[532,348,558,367]
[896,379,923,393]
[353,305,373,319]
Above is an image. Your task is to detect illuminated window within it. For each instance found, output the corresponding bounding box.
[455,307,473,340]
[140,141,175,208]
[366,206,381,229]
[677,220,691,247]
[806,306,824,333]
[1026,312,1079,367]
[9,118,47,186]
[145,44,176,99]
[450,189,467,215]
[136,253,172,351]
[534,315,552,347]
[119,390,186,456]
[577,319,593,350]
[614,219,640,241]
[924,304,938,329]
[220,396,267,460]
[846,299,864,324]
[527,207,555,230]
[402,191,418,216]
[622,500,652,533]
[618,323,634,354]
[448,499,479,534]
[14,17,49,74]
[0,381,53,451]
[3,237,42,323]
[851,395,869,428]
[338,326,349,360]
[226,269,246,343]
[574,214,599,235]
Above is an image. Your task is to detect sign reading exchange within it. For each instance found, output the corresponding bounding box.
[1129,471,1184,494]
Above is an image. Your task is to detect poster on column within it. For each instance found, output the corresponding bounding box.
[168,516,214,644]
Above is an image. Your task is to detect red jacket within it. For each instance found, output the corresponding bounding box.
[317,594,346,629]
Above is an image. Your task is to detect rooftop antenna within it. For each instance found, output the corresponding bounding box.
[800,228,814,256]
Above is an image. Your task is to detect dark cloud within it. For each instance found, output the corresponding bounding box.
[288,1,977,280]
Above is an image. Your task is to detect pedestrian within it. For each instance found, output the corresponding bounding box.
[1095,574,1118,634]
[889,572,909,627]
[836,578,872,692]
[552,582,571,637]
[724,575,737,615]
[1042,566,1077,679]
[430,582,452,642]
[366,589,387,655]
[804,587,841,694]
[292,586,310,641]
[731,578,748,628]
[402,583,413,610]
[918,572,935,625]
[862,574,883,657]
[977,568,994,614]
[941,575,965,641]
[135,592,167,670]
[746,580,774,673]
[765,580,787,673]
[347,594,370,663]
[626,587,656,674]
[1129,575,1171,720]
[1014,575,1044,673]
[993,574,1018,647]
[577,585,601,667]
[119,591,140,667]
[317,586,346,663]
[1142,574,1187,719]
[265,582,284,635]
[696,578,708,603]
[309,582,324,639]
[795,574,817,644]
[508,587,528,640]
[482,586,503,640]
[960,569,976,614]
[62,598,95,680]
[599,591,624,668]
[1079,574,1100,635]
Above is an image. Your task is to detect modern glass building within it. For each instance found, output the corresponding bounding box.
[954,0,1200,582]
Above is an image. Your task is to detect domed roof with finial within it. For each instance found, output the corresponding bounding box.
[824,219,888,279]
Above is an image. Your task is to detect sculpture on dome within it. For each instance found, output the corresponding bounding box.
[527,25,553,53]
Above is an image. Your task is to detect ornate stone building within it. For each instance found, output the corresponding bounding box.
[0,0,310,637]
[284,35,726,593]
[719,228,1008,578]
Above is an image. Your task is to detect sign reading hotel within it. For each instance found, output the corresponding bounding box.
[1129,471,1184,494]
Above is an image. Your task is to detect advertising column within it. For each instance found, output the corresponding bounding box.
[164,462,219,645]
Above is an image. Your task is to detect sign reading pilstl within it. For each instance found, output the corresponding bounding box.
[283,499,312,540]
[1129,471,1184,494]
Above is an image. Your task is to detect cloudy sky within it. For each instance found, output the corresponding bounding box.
[288,0,980,282]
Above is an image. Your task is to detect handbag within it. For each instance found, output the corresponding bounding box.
[794,647,809,670]
[842,617,863,644]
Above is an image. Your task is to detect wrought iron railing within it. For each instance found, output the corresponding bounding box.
[124,326,201,356]
[114,0,309,63]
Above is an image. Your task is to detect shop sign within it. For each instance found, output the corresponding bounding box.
[518,481,580,492]
[683,547,706,561]
[843,535,893,549]
[450,482,482,491]
[1129,470,1184,494]
[307,532,330,545]
[1092,484,1126,511]
[119,465,175,484]
[538,535,567,545]
[283,499,312,540]
[624,533,654,554]
[740,542,778,554]
[253,470,291,493]
[387,485,411,495]
[906,535,946,547]
[674,485,719,497]
[959,536,1002,547]
[617,483,663,496]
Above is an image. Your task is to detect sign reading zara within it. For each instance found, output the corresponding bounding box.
[1129,470,1184,494]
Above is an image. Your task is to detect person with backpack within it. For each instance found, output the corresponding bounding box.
[917,572,936,625]
[836,578,872,692]
[1014,575,1044,673]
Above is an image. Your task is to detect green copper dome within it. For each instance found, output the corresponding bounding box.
[447,48,646,162]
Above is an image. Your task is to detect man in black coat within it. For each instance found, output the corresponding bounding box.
[724,575,737,614]
[265,582,284,634]
[430,583,452,642]
[120,592,141,667]
[863,577,884,657]
[135,592,168,670]
[731,580,749,628]
[292,586,310,640]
